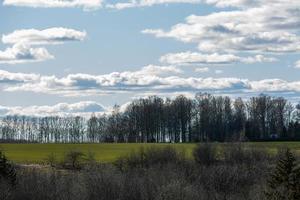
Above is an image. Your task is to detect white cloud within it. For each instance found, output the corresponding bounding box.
[143,1,300,55]
[0,101,106,117]
[241,54,278,64]
[205,0,299,9]
[160,52,240,65]
[2,28,87,45]
[107,0,269,10]
[204,0,260,8]
[2,66,300,97]
[0,69,40,83]
[107,0,201,9]
[134,64,183,75]
[294,60,300,69]
[0,43,54,64]
[3,0,102,10]
[0,28,86,64]
[0,66,248,95]
[250,79,300,93]
[160,51,277,65]
[195,67,209,73]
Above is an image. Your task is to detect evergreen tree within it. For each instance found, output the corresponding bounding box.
[265,148,300,200]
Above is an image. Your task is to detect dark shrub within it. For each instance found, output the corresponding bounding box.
[115,146,187,171]
[45,152,57,167]
[63,150,85,170]
[0,150,16,200]
[0,178,13,200]
[223,143,269,166]
[155,181,201,200]
[85,166,121,200]
[193,143,218,166]
[0,150,16,186]
[265,148,300,200]
[13,168,85,200]
[199,164,260,200]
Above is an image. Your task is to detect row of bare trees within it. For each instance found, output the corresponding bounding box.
[1,93,300,143]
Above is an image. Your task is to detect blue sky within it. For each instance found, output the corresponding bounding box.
[0,0,300,116]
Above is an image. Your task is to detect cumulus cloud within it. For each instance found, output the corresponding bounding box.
[2,28,86,45]
[0,28,86,64]
[0,43,54,64]
[137,64,183,75]
[0,101,106,117]
[250,79,300,93]
[107,0,266,10]
[3,65,185,95]
[0,70,251,93]
[107,0,201,9]
[205,0,299,9]
[0,66,244,95]
[0,69,39,84]
[143,1,300,57]
[204,0,260,8]
[3,0,102,10]
[160,52,277,65]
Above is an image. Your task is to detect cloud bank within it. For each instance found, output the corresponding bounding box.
[107,0,201,10]
[160,52,277,66]
[0,101,106,117]
[1,66,300,98]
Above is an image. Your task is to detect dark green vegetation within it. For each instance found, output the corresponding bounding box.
[0,151,16,200]
[2,94,300,143]
[1,144,300,200]
[265,149,300,199]
[1,142,300,164]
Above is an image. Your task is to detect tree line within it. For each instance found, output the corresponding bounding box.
[1,93,300,143]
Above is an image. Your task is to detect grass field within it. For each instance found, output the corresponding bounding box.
[1,142,300,164]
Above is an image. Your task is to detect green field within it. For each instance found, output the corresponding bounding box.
[1,142,300,164]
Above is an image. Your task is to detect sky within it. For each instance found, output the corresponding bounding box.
[0,0,300,116]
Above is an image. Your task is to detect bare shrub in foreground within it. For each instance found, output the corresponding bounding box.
[85,166,121,200]
[0,144,279,200]
[0,179,13,200]
[45,152,57,167]
[155,181,201,200]
[198,164,264,200]
[115,146,187,171]
[223,143,269,166]
[12,169,85,200]
[63,150,85,170]
[193,143,218,166]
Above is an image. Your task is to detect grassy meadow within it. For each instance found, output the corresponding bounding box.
[1,142,300,164]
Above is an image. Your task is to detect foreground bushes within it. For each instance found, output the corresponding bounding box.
[265,148,300,199]
[1,144,299,200]
[0,151,16,200]
[115,146,187,171]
